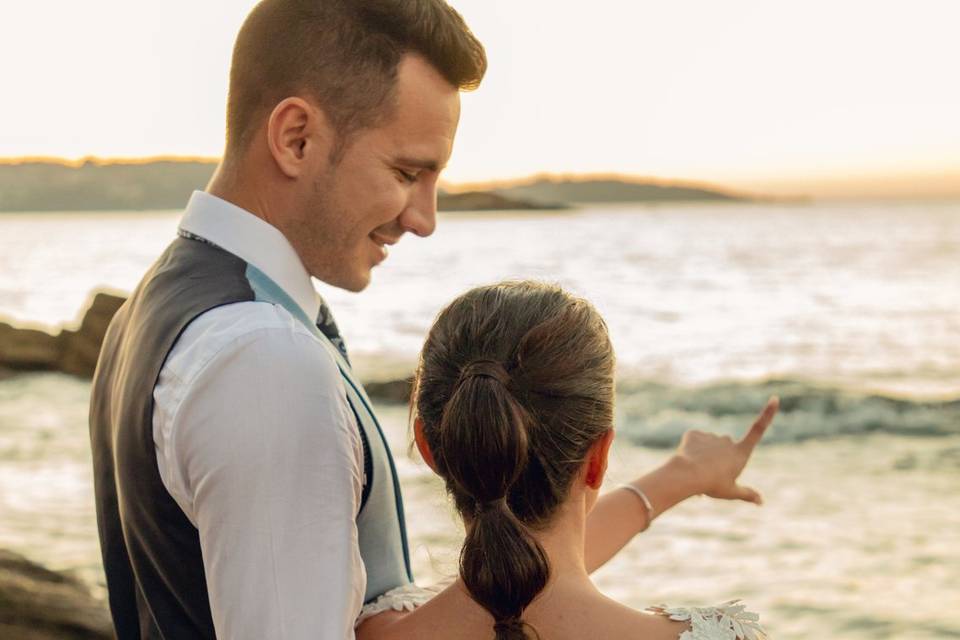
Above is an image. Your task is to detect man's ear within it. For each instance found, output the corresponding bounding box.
[584,429,615,490]
[413,417,438,472]
[265,96,334,179]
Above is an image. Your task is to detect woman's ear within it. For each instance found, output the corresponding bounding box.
[584,429,615,489]
[414,417,438,472]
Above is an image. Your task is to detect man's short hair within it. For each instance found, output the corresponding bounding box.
[225,0,487,159]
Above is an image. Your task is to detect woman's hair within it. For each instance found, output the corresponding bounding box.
[414,281,616,640]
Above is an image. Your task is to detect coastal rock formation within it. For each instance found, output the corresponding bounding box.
[0,292,416,404]
[363,378,414,404]
[0,324,61,371]
[0,292,125,378]
[58,292,127,377]
[0,550,112,640]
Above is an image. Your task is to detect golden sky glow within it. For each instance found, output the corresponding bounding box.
[1,0,958,199]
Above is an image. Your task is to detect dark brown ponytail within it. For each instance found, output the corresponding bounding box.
[440,366,548,640]
[415,281,616,640]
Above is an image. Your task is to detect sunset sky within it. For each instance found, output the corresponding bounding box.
[1,0,958,199]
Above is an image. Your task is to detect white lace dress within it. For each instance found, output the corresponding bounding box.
[357,583,768,639]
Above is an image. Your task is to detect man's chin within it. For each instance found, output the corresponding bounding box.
[309,257,374,293]
[320,270,372,293]
[342,276,371,293]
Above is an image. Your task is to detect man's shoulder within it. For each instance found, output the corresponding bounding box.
[162,300,336,387]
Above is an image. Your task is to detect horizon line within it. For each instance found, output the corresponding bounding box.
[0,155,770,192]
[440,171,775,200]
[0,156,795,200]
[0,154,221,168]
[2,155,959,201]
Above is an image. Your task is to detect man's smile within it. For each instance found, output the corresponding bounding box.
[369,231,400,246]
[369,231,400,263]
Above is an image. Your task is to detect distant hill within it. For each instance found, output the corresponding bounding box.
[0,160,560,212]
[437,190,567,211]
[0,160,755,213]
[0,159,218,212]
[489,177,747,204]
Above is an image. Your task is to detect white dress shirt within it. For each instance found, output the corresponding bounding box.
[152,191,367,639]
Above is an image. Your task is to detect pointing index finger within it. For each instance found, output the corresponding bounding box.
[738,396,779,452]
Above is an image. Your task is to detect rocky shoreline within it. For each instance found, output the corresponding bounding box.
[0,291,415,404]
[0,292,414,638]
[0,293,125,378]
[0,550,112,640]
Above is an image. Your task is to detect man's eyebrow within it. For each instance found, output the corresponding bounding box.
[394,156,445,172]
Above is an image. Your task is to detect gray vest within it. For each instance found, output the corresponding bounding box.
[90,235,411,639]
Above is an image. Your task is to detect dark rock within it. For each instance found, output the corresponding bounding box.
[364,378,414,404]
[0,550,112,639]
[0,291,423,400]
[59,292,126,377]
[0,292,126,378]
[0,323,61,371]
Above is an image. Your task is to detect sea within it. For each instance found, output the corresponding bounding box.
[1,200,958,639]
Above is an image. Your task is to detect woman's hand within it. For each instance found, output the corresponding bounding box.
[584,397,780,572]
[672,396,779,505]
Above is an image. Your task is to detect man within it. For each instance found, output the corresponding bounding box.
[90,1,776,638]
[90,1,484,638]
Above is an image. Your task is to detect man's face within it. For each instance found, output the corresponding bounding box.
[293,53,461,292]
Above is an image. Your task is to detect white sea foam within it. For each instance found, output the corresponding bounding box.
[615,379,960,447]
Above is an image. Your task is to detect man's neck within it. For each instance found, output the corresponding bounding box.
[206,163,277,229]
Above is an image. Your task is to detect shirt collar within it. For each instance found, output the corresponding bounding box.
[178,190,321,321]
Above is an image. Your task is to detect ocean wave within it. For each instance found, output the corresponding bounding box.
[614,379,960,447]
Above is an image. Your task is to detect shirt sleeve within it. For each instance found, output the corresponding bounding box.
[170,324,366,640]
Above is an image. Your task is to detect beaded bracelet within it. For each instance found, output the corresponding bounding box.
[618,483,655,531]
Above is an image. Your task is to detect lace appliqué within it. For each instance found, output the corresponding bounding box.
[355,582,447,627]
[647,600,768,640]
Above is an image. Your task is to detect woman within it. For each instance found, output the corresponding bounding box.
[357,281,774,640]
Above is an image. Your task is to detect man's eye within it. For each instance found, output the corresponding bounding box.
[396,169,418,184]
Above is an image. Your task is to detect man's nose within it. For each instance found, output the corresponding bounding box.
[398,181,438,238]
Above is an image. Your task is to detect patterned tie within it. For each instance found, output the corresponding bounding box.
[179,228,219,247]
[316,299,351,366]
